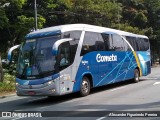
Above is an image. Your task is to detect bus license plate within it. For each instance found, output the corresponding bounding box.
[28,91,36,95]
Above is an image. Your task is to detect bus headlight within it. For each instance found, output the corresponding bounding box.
[44,80,54,86]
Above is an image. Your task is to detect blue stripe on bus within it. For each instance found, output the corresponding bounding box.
[73,51,137,92]
[136,51,151,76]
[25,30,61,39]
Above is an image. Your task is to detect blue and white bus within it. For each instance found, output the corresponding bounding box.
[8,24,151,96]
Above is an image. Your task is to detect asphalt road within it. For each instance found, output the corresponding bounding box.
[0,67,160,120]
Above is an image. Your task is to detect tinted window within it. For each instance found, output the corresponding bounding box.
[59,42,70,68]
[137,38,149,51]
[62,31,81,64]
[101,34,110,50]
[69,39,79,64]
[97,34,106,51]
[58,39,79,70]
[111,34,129,51]
[126,36,149,51]
[63,31,82,40]
[125,36,138,51]
[81,32,105,56]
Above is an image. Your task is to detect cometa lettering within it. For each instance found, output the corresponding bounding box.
[96,53,117,62]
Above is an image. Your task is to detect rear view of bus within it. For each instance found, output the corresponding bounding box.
[125,36,151,76]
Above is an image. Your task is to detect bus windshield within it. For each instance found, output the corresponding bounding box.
[17,35,60,78]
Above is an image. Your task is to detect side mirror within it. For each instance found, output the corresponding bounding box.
[8,45,20,63]
[52,38,72,56]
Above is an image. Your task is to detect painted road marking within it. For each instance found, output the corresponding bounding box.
[96,116,106,120]
[143,78,158,80]
[153,82,160,85]
[12,117,21,120]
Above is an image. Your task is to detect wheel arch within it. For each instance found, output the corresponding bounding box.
[135,67,140,76]
[82,73,93,88]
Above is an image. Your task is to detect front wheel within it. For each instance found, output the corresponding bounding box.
[80,77,90,97]
[133,69,140,83]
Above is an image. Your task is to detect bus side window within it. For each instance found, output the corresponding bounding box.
[81,32,97,56]
[126,36,139,51]
[96,34,105,51]
[112,34,128,51]
[101,33,110,51]
[80,32,106,56]
[136,38,149,51]
[62,31,82,40]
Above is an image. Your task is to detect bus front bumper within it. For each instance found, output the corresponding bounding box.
[16,81,60,96]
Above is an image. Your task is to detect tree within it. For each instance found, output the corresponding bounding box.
[0,0,160,64]
[0,53,4,82]
[144,0,160,63]
[0,0,46,53]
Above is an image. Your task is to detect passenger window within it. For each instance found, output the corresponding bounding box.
[111,34,128,51]
[81,32,105,56]
[63,31,82,40]
[97,34,106,51]
[125,36,149,51]
[101,34,110,50]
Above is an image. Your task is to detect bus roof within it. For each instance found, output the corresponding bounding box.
[26,24,148,39]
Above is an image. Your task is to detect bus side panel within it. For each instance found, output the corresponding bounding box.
[73,51,138,92]
[72,52,99,92]
[96,51,137,86]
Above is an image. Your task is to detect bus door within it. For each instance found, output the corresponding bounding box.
[53,36,80,95]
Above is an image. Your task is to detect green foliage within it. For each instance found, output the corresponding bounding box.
[0,8,8,29]
[14,0,27,8]
[134,12,147,28]
[112,23,144,34]
[0,0,160,63]
[0,73,15,92]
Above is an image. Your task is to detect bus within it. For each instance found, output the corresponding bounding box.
[8,24,151,97]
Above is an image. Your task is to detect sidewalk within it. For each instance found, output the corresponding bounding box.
[151,63,160,68]
[0,91,16,99]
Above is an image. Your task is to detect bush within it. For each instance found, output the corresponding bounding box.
[0,73,15,92]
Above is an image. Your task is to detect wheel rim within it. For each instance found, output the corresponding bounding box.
[82,80,89,94]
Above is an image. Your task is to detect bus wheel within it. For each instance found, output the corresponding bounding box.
[133,69,140,83]
[80,77,90,97]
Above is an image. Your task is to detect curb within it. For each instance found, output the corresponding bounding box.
[0,93,16,99]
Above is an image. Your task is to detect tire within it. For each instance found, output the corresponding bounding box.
[133,69,140,83]
[80,77,91,97]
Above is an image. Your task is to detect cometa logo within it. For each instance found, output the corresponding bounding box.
[96,53,117,62]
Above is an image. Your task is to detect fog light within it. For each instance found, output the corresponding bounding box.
[51,89,56,92]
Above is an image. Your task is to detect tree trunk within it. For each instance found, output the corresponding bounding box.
[0,54,4,82]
